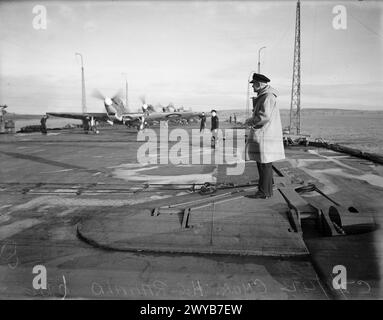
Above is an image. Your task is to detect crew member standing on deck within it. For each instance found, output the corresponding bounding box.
[0,105,7,133]
[40,115,49,135]
[211,109,219,148]
[200,112,206,132]
[83,116,90,133]
[245,73,285,199]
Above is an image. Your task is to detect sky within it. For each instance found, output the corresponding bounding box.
[0,0,382,114]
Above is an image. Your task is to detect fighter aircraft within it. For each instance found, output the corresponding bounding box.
[47,90,207,131]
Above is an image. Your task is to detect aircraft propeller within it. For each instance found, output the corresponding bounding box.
[139,95,149,112]
[92,88,124,106]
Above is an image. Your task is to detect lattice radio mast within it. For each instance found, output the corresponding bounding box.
[289,0,301,135]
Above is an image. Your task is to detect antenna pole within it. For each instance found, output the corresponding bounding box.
[121,73,129,109]
[289,0,301,135]
[75,53,87,114]
[246,70,256,119]
[258,46,266,73]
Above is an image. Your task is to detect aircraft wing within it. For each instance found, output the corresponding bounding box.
[47,112,109,122]
[121,113,145,122]
[120,112,199,123]
[145,111,205,122]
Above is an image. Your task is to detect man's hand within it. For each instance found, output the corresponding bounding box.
[244,118,253,126]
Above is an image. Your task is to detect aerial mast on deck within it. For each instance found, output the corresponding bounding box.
[122,72,129,110]
[75,52,87,114]
[289,0,301,135]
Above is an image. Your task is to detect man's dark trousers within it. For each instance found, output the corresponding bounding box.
[256,162,273,197]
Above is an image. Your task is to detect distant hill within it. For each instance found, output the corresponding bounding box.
[215,108,383,116]
[293,108,383,114]
[4,113,46,120]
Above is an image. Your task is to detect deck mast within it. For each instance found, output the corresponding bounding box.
[289,0,301,135]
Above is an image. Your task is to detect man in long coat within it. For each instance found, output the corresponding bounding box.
[246,73,285,199]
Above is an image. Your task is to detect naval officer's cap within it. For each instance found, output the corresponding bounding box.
[249,73,270,83]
